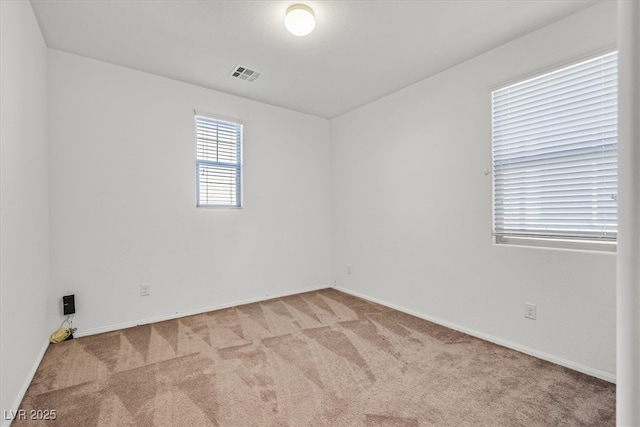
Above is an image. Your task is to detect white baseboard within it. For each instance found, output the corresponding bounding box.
[2,340,49,427]
[75,284,331,338]
[334,286,616,384]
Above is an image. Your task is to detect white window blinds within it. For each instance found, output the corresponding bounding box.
[492,52,618,241]
[195,115,242,207]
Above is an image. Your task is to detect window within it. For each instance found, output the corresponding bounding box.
[195,114,242,208]
[492,52,618,246]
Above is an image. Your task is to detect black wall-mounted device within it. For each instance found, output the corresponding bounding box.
[63,294,76,315]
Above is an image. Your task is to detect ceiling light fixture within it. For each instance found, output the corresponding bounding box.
[284,4,316,37]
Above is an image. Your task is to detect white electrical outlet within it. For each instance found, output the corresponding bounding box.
[524,303,536,320]
[347,264,352,275]
[140,283,150,296]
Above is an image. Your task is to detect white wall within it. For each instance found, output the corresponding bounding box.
[47,50,331,333]
[0,0,51,418]
[331,2,617,380]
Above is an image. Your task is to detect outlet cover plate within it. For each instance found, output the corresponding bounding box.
[524,303,537,320]
[140,283,150,296]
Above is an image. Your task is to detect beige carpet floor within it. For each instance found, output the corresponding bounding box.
[14,288,614,426]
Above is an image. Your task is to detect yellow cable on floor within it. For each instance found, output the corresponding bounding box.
[49,327,71,343]
[49,315,74,343]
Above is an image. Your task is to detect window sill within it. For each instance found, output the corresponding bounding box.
[495,235,616,253]
[196,205,243,209]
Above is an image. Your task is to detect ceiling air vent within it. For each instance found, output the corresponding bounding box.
[230,65,261,82]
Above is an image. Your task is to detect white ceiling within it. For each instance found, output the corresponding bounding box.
[30,0,601,118]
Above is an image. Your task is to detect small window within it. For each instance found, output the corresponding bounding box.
[492,52,618,245]
[195,114,242,208]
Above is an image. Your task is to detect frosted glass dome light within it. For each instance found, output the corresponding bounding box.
[284,4,316,36]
